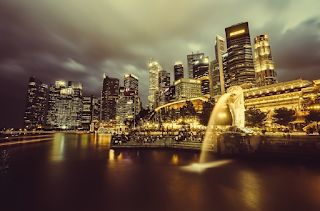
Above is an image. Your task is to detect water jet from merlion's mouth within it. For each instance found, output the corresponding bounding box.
[199,86,245,163]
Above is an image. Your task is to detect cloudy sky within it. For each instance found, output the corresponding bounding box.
[1,0,320,128]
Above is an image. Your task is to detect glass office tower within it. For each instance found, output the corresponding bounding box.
[225,22,255,89]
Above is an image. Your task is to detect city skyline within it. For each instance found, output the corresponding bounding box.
[1,0,320,128]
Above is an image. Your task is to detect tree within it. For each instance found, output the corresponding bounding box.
[245,108,267,127]
[272,107,296,126]
[199,101,214,126]
[179,101,197,119]
[305,110,320,128]
[135,108,150,125]
[185,101,197,118]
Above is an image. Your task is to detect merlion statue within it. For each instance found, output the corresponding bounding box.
[227,86,245,128]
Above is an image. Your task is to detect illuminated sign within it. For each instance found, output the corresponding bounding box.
[230,29,245,37]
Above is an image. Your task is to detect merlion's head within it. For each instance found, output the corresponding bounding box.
[227,86,243,103]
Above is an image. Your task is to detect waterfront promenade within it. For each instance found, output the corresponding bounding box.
[110,132,320,160]
[1,131,320,160]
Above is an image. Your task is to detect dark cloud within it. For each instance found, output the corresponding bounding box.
[1,0,320,128]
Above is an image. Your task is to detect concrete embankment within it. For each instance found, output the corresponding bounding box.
[256,134,320,160]
[111,134,320,161]
[110,136,205,151]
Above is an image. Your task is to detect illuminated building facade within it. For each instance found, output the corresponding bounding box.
[254,35,277,87]
[187,52,205,79]
[193,56,209,95]
[159,70,171,106]
[225,22,255,89]
[46,81,67,128]
[68,81,83,128]
[193,56,209,79]
[200,77,210,96]
[116,87,134,124]
[210,60,220,96]
[244,78,312,112]
[124,74,138,92]
[165,85,175,103]
[222,52,229,90]
[101,74,119,122]
[174,78,202,101]
[116,74,141,125]
[46,81,83,129]
[148,58,163,110]
[214,35,227,95]
[82,95,99,130]
[300,79,320,111]
[24,77,48,129]
[55,87,75,129]
[174,61,184,81]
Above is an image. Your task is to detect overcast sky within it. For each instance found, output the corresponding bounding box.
[1,0,320,128]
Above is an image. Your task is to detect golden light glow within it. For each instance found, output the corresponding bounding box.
[170,154,179,165]
[230,29,245,36]
[218,113,227,118]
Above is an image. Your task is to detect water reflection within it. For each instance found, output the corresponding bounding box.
[96,134,111,149]
[239,170,261,209]
[4,133,320,211]
[171,154,179,165]
[50,133,65,162]
[182,160,233,172]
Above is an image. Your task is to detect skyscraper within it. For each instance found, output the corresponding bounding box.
[254,35,277,87]
[174,78,202,101]
[116,87,132,124]
[148,58,163,109]
[101,74,119,122]
[68,81,83,128]
[56,87,74,129]
[215,35,227,94]
[46,81,67,128]
[187,52,205,79]
[82,94,98,130]
[210,60,220,96]
[193,56,210,95]
[158,70,171,106]
[47,81,83,129]
[124,74,138,92]
[123,74,140,124]
[193,56,209,79]
[24,77,48,129]
[225,22,255,89]
[174,62,184,81]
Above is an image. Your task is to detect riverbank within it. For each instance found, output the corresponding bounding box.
[111,134,320,161]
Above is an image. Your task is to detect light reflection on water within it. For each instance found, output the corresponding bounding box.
[239,169,262,210]
[3,133,320,211]
[50,133,65,162]
[181,160,233,172]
